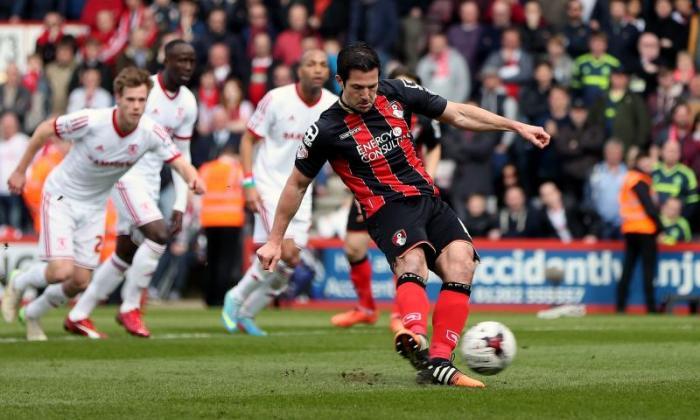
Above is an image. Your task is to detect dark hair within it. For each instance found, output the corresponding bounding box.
[337,42,380,81]
[388,66,422,85]
[164,39,192,56]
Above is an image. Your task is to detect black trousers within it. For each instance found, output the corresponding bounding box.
[203,227,243,307]
[617,233,658,313]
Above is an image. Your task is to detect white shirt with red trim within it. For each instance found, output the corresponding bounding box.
[248,83,337,194]
[45,107,181,205]
[120,74,197,206]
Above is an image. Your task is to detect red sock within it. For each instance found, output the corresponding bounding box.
[395,274,429,336]
[349,256,375,311]
[429,283,471,360]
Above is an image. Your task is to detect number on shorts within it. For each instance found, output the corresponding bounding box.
[94,235,104,254]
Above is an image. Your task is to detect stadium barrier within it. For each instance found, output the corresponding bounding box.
[4,237,699,313]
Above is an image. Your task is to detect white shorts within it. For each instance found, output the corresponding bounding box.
[113,177,163,237]
[253,190,311,248]
[38,191,106,269]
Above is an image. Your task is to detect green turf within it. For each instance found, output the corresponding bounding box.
[0,306,698,419]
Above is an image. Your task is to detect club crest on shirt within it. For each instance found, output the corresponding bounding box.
[127,144,139,156]
[392,229,407,247]
[296,144,308,159]
[389,101,404,119]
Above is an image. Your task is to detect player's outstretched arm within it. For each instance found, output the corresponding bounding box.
[257,168,313,271]
[438,101,550,149]
[7,118,57,194]
[169,157,206,195]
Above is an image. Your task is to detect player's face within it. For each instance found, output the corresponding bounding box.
[338,68,379,114]
[116,84,149,126]
[166,45,196,85]
[298,51,329,89]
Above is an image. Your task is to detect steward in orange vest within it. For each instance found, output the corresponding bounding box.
[616,152,661,313]
[198,144,245,306]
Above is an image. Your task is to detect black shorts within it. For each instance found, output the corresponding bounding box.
[346,200,368,232]
[366,195,478,272]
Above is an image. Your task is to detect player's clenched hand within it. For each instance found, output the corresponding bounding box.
[189,177,206,195]
[257,242,281,272]
[516,123,550,149]
[7,171,26,195]
[244,187,261,213]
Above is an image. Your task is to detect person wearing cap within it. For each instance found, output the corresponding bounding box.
[588,65,651,160]
[553,97,605,201]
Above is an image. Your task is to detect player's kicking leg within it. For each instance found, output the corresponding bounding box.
[331,229,377,328]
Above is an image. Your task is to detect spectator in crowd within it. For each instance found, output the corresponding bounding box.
[658,197,692,244]
[497,185,541,238]
[589,67,650,158]
[483,27,534,98]
[248,33,277,106]
[416,32,471,103]
[688,2,700,67]
[220,79,253,138]
[173,0,206,42]
[69,39,114,94]
[195,69,220,135]
[91,9,118,46]
[150,0,179,34]
[685,114,700,189]
[536,181,597,242]
[22,54,52,133]
[685,75,700,119]
[208,43,234,87]
[495,163,522,206]
[553,97,606,201]
[0,63,31,126]
[45,37,78,116]
[652,140,699,220]
[34,12,65,65]
[447,1,488,80]
[198,142,245,307]
[603,0,640,70]
[442,113,501,207]
[538,0,570,30]
[519,61,555,125]
[66,68,113,113]
[654,102,693,150]
[630,32,664,96]
[563,0,591,59]
[348,0,398,63]
[0,112,29,230]
[462,193,500,240]
[115,28,158,75]
[571,31,620,105]
[647,0,687,66]
[673,51,695,87]
[398,6,427,72]
[627,0,646,32]
[586,139,628,240]
[477,67,518,172]
[274,3,317,66]
[194,7,248,82]
[243,3,276,57]
[648,68,684,134]
[195,107,240,166]
[100,0,148,64]
[546,34,574,86]
[617,151,660,314]
[272,64,294,88]
[520,0,552,56]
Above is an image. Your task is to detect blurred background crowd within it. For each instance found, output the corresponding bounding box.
[1,0,700,302]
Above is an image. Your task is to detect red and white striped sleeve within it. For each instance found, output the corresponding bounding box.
[53,109,92,141]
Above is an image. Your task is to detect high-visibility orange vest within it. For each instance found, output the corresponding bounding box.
[619,170,657,234]
[199,156,245,227]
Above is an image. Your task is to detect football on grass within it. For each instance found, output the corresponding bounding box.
[460,321,517,375]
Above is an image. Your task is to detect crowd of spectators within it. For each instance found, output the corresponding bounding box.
[1,0,700,249]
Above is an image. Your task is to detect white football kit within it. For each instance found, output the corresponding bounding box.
[112,74,197,235]
[42,107,181,269]
[247,84,337,247]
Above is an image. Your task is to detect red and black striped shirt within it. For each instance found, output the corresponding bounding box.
[295,79,447,218]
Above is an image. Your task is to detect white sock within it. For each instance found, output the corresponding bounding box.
[24,283,68,319]
[69,255,129,321]
[230,258,266,305]
[239,262,294,318]
[14,262,48,292]
[120,239,165,313]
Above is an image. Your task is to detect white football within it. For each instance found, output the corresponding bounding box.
[460,321,517,375]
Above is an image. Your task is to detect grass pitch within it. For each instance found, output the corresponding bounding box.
[0,306,698,419]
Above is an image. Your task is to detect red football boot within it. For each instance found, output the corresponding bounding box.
[64,317,107,339]
[116,309,151,338]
